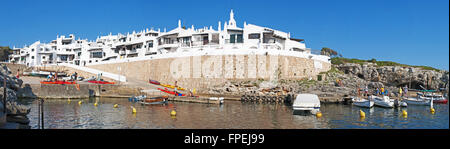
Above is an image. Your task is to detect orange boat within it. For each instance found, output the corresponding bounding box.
[40,80,77,84]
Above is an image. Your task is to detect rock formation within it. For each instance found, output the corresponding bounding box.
[0,63,31,129]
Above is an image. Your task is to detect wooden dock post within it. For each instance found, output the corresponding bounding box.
[3,78,6,114]
[41,99,44,129]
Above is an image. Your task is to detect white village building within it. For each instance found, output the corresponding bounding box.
[9,10,329,67]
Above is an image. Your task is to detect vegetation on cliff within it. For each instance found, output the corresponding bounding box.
[0,46,12,62]
[330,57,441,72]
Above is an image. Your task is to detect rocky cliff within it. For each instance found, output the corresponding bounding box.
[207,62,449,99]
[0,63,31,129]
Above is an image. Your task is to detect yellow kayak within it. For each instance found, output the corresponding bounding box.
[160,84,185,91]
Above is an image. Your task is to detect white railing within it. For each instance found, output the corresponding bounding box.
[57,63,127,82]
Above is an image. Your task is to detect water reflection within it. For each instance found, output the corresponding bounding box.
[17,97,449,129]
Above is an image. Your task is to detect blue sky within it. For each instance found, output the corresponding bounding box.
[1,0,448,70]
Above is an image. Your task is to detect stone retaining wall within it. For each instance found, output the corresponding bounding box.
[87,55,331,93]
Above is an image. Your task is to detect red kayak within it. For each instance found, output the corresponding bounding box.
[40,80,77,84]
[149,80,160,85]
[433,99,448,104]
[88,80,115,84]
[158,88,185,96]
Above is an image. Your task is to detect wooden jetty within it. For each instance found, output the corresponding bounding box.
[168,96,223,104]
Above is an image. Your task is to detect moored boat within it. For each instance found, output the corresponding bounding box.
[209,97,224,104]
[352,97,374,108]
[88,80,115,84]
[405,97,433,106]
[140,96,169,105]
[392,99,408,107]
[292,94,321,115]
[129,95,146,102]
[40,80,76,84]
[372,96,394,108]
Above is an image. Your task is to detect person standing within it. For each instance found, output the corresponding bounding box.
[174,81,179,96]
[16,69,20,79]
[404,85,408,97]
[381,87,385,95]
[365,85,369,97]
[399,87,403,97]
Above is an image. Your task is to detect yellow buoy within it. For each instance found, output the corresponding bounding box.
[131,106,137,114]
[114,104,118,108]
[94,102,98,107]
[359,110,365,117]
[316,112,322,118]
[78,101,82,105]
[402,110,407,117]
[430,108,435,114]
[170,110,177,116]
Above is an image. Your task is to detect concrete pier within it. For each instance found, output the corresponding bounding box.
[168,96,223,104]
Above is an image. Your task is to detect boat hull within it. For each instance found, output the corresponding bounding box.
[405,98,433,106]
[352,100,374,108]
[88,80,115,84]
[149,80,160,85]
[140,97,168,105]
[40,81,76,84]
[372,96,394,108]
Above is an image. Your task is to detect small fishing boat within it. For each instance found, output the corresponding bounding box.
[88,80,115,84]
[140,96,169,105]
[149,80,160,85]
[393,99,408,107]
[372,96,394,108]
[404,97,433,106]
[292,94,321,115]
[129,95,147,102]
[40,80,76,84]
[420,93,448,104]
[352,97,374,108]
[209,97,224,104]
[416,90,447,104]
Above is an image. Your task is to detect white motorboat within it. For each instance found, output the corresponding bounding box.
[392,99,407,107]
[404,97,433,106]
[209,97,224,104]
[372,96,394,108]
[352,97,374,108]
[292,94,321,115]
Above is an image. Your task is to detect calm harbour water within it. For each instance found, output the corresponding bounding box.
[18,97,448,129]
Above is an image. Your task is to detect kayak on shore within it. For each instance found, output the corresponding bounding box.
[149,79,160,85]
[158,88,185,96]
[160,83,185,91]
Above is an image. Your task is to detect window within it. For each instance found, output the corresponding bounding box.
[248,33,260,39]
[43,56,46,59]
[60,55,68,61]
[148,41,153,48]
[230,34,243,43]
[31,56,34,59]
[91,52,103,58]
[236,34,243,43]
[31,49,34,52]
